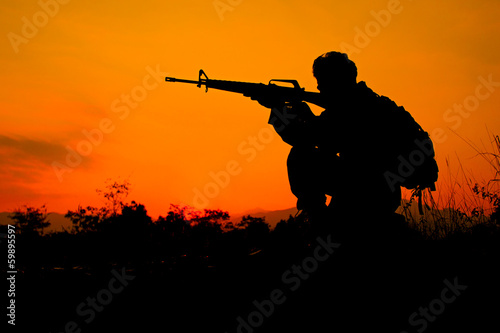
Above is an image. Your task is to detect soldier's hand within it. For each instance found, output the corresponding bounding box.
[268,102,314,132]
[285,101,314,120]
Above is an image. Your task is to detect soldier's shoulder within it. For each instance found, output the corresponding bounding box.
[361,83,405,115]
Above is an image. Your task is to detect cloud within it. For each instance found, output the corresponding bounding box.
[0,135,93,186]
[0,136,67,192]
[0,135,68,167]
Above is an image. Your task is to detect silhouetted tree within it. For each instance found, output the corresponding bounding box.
[114,201,153,235]
[0,225,8,245]
[109,201,153,269]
[272,214,311,256]
[9,205,50,236]
[192,209,230,229]
[65,205,108,233]
[8,205,50,273]
[189,209,230,256]
[65,178,131,233]
[222,221,236,232]
[237,215,269,230]
[237,215,270,250]
[96,178,131,217]
[274,214,307,235]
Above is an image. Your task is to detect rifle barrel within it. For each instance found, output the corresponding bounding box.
[165,77,201,85]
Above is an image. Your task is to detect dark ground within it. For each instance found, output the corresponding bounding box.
[6,214,500,333]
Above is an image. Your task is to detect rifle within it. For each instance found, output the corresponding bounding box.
[165,70,327,108]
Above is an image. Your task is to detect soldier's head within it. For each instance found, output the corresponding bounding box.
[313,52,357,96]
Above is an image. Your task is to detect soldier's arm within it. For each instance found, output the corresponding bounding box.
[267,102,318,146]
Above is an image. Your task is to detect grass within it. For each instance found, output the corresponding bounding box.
[399,133,500,240]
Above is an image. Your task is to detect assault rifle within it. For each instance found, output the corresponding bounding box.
[165,70,327,108]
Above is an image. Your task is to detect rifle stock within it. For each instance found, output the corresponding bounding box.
[165,69,327,108]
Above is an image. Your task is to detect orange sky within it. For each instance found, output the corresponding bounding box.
[1,0,499,218]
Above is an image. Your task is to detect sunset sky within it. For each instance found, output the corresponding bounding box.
[1,0,499,218]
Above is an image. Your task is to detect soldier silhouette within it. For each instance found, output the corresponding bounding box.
[253,51,416,232]
[251,52,439,331]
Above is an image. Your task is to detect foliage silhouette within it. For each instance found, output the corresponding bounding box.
[65,205,108,233]
[96,177,131,217]
[9,205,50,237]
[5,169,500,332]
[6,199,500,333]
